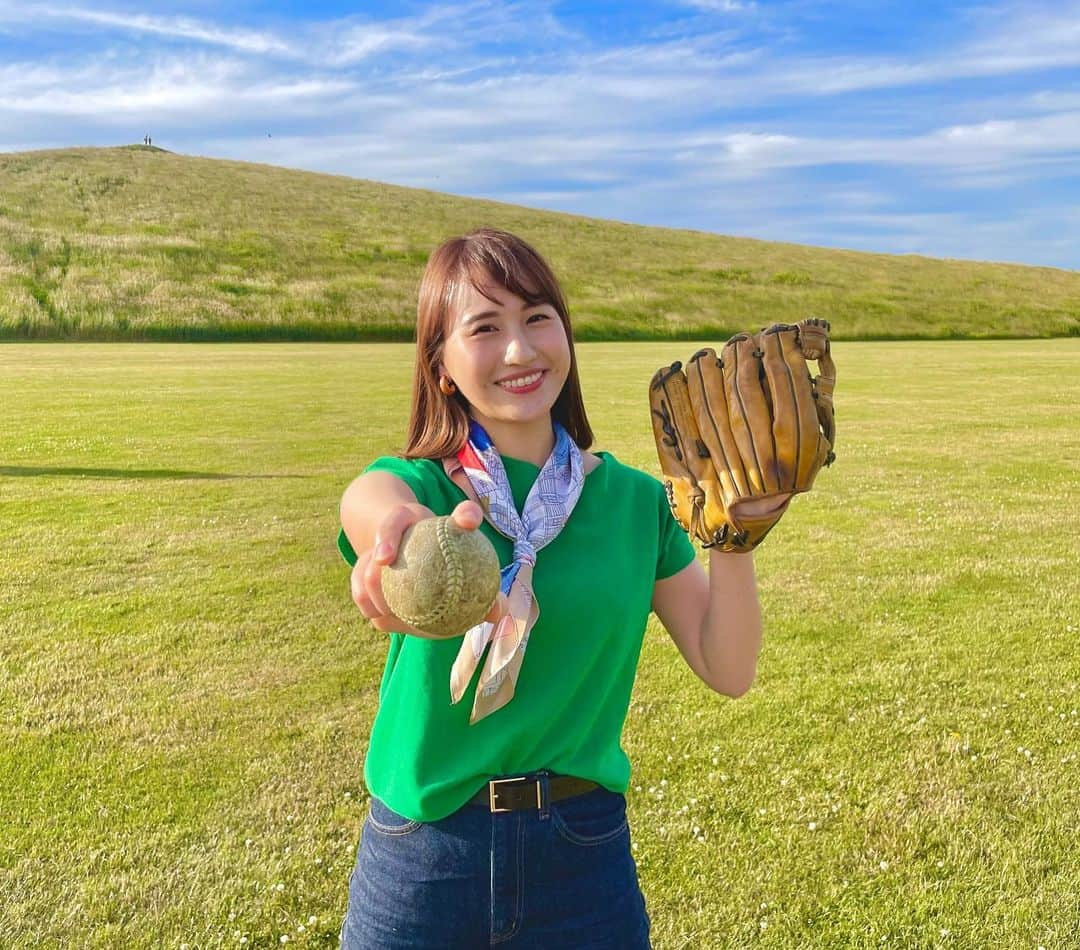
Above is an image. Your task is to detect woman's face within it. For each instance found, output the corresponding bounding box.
[439,272,571,438]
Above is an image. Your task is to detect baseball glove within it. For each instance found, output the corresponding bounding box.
[649,318,836,553]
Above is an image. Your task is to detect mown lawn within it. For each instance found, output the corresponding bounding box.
[1,341,1078,948]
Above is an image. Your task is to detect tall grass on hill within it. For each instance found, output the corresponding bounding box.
[1,146,1077,342]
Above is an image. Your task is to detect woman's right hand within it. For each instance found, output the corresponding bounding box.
[350,500,508,639]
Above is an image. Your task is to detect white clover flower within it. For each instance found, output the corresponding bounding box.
[308,916,317,926]
[808,822,817,831]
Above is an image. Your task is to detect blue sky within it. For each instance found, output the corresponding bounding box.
[2,1,1078,269]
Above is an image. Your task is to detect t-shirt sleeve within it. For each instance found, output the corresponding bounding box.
[654,478,697,580]
[337,456,436,568]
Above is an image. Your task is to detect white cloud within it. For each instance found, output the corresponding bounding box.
[318,25,433,66]
[676,0,753,11]
[0,56,357,123]
[9,5,294,55]
[672,110,1080,178]
[0,2,466,65]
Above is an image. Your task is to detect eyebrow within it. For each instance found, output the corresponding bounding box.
[462,305,549,327]
[462,309,500,326]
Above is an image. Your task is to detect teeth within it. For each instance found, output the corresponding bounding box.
[500,371,542,390]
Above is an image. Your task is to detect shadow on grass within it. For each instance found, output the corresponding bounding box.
[0,466,307,479]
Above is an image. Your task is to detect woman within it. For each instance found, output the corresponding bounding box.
[337,228,763,948]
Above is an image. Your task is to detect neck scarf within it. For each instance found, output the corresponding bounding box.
[441,418,584,725]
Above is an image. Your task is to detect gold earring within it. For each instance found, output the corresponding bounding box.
[439,375,457,395]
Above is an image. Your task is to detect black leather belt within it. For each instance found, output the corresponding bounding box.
[469,773,600,812]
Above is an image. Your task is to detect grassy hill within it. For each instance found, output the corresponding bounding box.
[1,146,1077,341]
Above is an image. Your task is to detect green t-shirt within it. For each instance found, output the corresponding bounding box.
[337,449,696,822]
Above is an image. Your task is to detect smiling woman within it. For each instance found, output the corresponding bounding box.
[403,228,593,467]
[434,275,572,465]
[334,227,763,949]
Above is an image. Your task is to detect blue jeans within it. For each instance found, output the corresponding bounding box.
[340,770,651,948]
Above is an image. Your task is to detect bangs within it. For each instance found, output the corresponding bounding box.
[441,234,563,321]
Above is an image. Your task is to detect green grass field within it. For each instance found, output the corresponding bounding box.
[2,147,1078,342]
[2,341,1078,948]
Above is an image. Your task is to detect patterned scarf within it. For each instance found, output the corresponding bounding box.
[441,418,584,725]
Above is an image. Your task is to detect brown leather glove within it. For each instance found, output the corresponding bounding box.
[649,318,836,552]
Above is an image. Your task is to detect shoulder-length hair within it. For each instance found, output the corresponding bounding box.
[401,227,594,460]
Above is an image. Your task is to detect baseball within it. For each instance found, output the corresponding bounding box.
[381,515,502,638]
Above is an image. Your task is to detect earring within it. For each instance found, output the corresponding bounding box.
[439,375,457,396]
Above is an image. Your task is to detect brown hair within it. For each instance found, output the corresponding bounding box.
[401,228,594,459]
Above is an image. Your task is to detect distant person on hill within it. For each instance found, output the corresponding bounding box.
[336,227,764,947]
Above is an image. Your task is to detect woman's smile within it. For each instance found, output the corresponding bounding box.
[497,370,547,393]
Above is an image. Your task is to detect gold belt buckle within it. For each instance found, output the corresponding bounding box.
[489,776,542,813]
